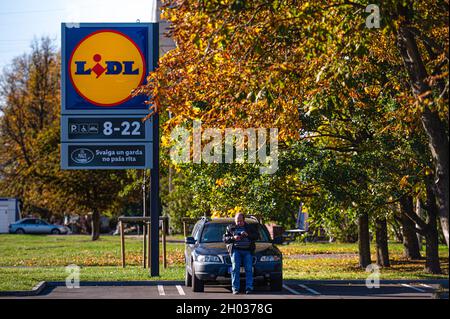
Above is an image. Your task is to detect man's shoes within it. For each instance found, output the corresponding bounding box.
[245,289,253,294]
[232,290,239,295]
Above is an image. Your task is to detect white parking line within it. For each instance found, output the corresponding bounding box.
[401,284,426,293]
[298,284,321,295]
[283,284,301,295]
[176,285,186,296]
[157,285,166,296]
[419,283,433,289]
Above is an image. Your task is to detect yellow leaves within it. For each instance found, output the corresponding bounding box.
[253,26,262,34]
[215,178,225,187]
[211,206,244,218]
[211,207,240,218]
[363,85,381,96]
[213,52,225,64]
[399,175,410,189]
[161,134,171,148]
[186,64,197,74]
[228,206,243,217]
[211,210,221,218]
[424,167,434,176]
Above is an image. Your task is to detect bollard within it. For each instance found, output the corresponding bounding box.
[162,219,167,269]
[120,220,125,268]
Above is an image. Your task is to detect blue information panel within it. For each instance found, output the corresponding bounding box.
[61,115,153,142]
[61,143,153,170]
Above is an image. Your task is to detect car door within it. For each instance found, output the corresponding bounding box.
[23,219,37,233]
[35,220,50,233]
[186,222,200,270]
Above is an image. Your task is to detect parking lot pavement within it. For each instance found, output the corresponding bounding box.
[2,280,447,299]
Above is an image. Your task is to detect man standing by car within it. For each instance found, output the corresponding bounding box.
[223,212,258,295]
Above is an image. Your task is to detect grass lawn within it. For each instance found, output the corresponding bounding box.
[0,234,448,291]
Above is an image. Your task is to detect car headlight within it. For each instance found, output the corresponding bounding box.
[260,255,281,262]
[196,255,221,263]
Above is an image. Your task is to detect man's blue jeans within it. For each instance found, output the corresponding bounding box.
[231,249,253,292]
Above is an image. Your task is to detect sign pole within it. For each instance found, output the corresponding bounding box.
[142,170,147,268]
[150,21,160,277]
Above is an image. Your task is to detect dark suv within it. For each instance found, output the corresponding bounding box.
[184,217,283,292]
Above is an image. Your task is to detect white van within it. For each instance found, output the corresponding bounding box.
[0,198,21,233]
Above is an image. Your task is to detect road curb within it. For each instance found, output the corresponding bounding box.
[0,281,47,297]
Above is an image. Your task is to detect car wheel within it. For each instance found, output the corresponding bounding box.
[185,266,192,287]
[192,263,204,292]
[15,228,25,234]
[270,273,283,292]
[51,229,61,235]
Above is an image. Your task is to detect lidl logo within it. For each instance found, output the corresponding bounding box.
[69,30,146,107]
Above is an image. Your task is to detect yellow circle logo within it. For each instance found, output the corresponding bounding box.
[69,30,146,107]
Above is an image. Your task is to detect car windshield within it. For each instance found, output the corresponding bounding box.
[200,222,270,243]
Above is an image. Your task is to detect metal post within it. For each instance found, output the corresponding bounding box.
[120,220,125,268]
[149,21,160,277]
[162,217,167,269]
[147,222,152,269]
[142,170,147,268]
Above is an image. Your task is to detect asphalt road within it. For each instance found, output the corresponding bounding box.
[3,280,448,299]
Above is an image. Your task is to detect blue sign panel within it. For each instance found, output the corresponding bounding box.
[61,115,153,142]
[61,23,157,114]
[61,143,153,169]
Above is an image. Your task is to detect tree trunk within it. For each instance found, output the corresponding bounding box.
[390,216,403,242]
[421,107,449,246]
[396,21,449,246]
[91,209,100,241]
[399,197,421,260]
[424,219,441,274]
[415,198,424,251]
[424,178,442,274]
[375,218,390,267]
[358,212,371,268]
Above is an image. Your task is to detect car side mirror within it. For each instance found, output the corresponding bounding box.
[185,236,196,245]
[272,236,284,245]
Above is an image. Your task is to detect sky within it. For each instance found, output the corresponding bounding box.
[0,0,157,68]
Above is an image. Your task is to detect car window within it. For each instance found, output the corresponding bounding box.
[253,223,271,241]
[22,219,36,224]
[200,223,270,243]
[192,222,201,241]
[38,220,48,225]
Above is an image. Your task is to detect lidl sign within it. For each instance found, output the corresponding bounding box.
[62,23,157,113]
[61,23,158,170]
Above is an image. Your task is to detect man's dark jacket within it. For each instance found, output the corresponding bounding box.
[223,222,258,255]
